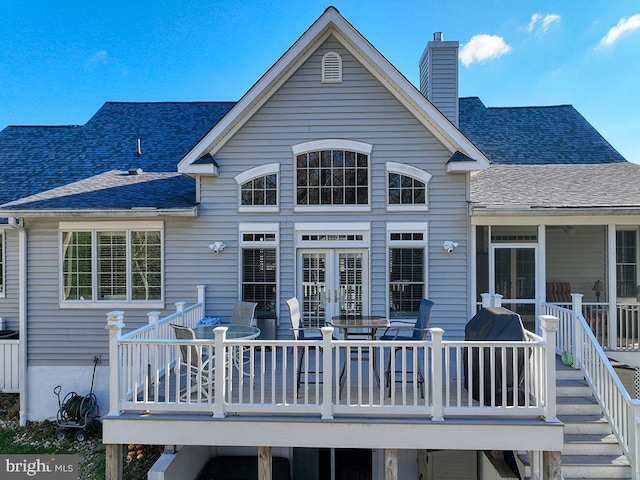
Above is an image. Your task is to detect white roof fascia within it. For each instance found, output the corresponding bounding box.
[181,163,219,176]
[0,207,199,218]
[178,7,489,173]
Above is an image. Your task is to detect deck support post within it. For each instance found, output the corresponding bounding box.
[430,328,444,421]
[384,448,398,480]
[258,446,272,480]
[542,450,561,479]
[105,443,123,480]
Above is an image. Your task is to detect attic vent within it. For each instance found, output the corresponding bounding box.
[322,52,342,83]
[128,168,143,175]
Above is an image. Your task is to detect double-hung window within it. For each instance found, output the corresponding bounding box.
[60,222,163,306]
[240,224,278,318]
[617,229,637,298]
[387,223,428,319]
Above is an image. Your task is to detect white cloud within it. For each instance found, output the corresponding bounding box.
[459,34,511,67]
[86,50,109,65]
[598,13,640,47]
[527,13,561,33]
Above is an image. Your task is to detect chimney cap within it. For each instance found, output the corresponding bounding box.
[433,32,444,41]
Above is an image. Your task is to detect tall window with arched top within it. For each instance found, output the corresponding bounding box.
[235,163,279,212]
[386,162,432,211]
[322,52,342,83]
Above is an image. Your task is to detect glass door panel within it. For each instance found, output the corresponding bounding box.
[492,245,537,330]
[301,252,327,329]
[299,249,368,327]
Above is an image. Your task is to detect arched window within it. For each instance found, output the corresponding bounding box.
[322,52,342,83]
[235,163,279,212]
[293,140,372,211]
[386,162,432,211]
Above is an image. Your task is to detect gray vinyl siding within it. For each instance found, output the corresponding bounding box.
[419,41,459,127]
[195,36,470,339]
[23,36,470,366]
[0,228,20,331]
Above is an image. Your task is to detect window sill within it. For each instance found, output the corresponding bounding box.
[59,301,165,310]
[386,205,429,212]
[294,205,371,213]
[238,206,280,213]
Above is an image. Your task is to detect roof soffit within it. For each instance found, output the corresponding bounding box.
[178,7,489,173]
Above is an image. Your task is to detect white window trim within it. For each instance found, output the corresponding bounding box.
[0,230,5,298]
[292,140,373,213]
[294,222,370,248]
[292,139,373,156]
[386,162,432,212]
[386,222,429,319]
[235,163,280,213]
[321,51,342,83]
[59,221,164,309]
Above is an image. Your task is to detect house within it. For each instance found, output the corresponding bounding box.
[1,6,638,479]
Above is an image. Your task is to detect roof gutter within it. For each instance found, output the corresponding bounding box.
[8,218,27,427]
[0,206,199,218]
[470,205,640,217]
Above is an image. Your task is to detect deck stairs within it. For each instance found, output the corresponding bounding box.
[520,359,631,479]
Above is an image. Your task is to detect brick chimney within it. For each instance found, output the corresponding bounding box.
[419,32,459,127]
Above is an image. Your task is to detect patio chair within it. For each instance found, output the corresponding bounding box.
[231,301,258,326]
[379,299,435,397]
[170,324,213,401]
[285,297,324,392]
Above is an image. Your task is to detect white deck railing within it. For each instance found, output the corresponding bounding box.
[543,295,640,479]
[106,303,559,423]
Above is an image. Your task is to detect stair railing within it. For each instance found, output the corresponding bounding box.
[543,294,640,480]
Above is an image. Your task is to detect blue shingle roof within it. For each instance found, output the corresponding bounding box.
[459,97,627,165]
[0,102,235,210]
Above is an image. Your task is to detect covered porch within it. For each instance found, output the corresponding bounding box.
[473,222,640,354]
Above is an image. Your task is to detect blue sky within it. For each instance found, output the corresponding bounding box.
[1,1,639,163]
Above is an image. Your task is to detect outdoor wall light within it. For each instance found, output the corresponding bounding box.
[443,241,459,253]
[208,241,226,254]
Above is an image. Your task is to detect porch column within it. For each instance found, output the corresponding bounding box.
[384,448,398,480]
[542,451,561,480]
[258,446,272,480]
[105,444,123,480]
[607,224,617,350]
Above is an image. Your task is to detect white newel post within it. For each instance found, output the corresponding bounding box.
[493,294,503,307]
[629,400,640,480]
[481,293,492,308]
[147,311,161,338]
[430,328,444,421]
[213,326,228,418]
[175,301,186,322]
[106,311,125,417]
[570,293,583,368]
[540,315,559,423]
[197,285,206,315]
[321,326,334,420]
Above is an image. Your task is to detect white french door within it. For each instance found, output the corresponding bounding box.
[297,249,369,327]
[490,243,537,329]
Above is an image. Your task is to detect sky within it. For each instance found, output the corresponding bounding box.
[1,0,639,163]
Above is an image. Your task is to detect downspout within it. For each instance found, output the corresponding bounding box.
[9,217,27,426]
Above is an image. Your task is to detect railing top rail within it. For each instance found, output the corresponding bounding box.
[120,302,203,340]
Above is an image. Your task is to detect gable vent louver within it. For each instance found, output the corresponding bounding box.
[322,52,342,83]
